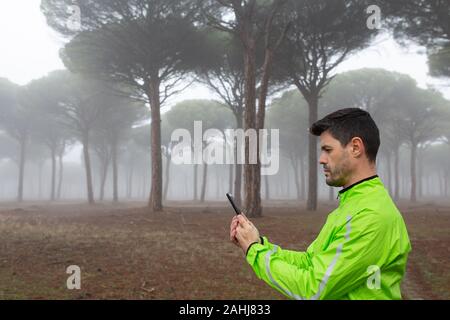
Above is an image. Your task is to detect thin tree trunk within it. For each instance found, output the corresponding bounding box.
[200,163,208,202]
[128,174,132,199]
[289,165,293,197]
[112,141,118,202]
[125,169,129,197]
[252,49,275,217]
[82,134,95,204]
[99,159,108,201]
[386,152,392,195]
[306,95,319,211]
[142,173,147,199]
[418,151,423,199]
[17,138,26,202]
[228,162,233,194]
[410,142,417,202]
[394,146,400,201]
[216,167,220,199]
[403,173,407,199]
[147,78,163,211]
[127,166,133,199]
[234,163,242,206]
[38,161,43,200]
[445,170,449,197]
[50,146,56,201]
[328,186,334,202]
[193,164,198,201]
[57,153,64,200]
[290,155,301,200]
[234,113,243,207]
[243,39,257,217]
[264,173,270,201]
[163,154,171,201]
[300,156,306,200]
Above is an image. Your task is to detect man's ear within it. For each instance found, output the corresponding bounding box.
[350,137,364,158]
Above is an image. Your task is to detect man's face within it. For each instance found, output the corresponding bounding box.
[319,131,353,187]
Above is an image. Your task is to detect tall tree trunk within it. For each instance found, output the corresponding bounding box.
[328,187,334,202]
[82,134,94,204]
[142,173,147,199]
[410,142,417,202]
[147,78,163,211]
[402,173,407,199]
[99,159,108,201]
[233,113,243,207]
[57,153,64,200]
[418,151,423,199]
[193,164,198,201]
[38,161,43,200]
[17,137,26,202]
[386,152,392,195]
[251,49,275,217]
[264,172,270,201]
[300,155,306,200]
[290,155,301,200]
[394,145,400,201]
[200,163,208,202]
[286,164,291,196]
[445,170,449,197]
[127,166,133,199]
[50,146,56,201]
[163,154,171,201]
[125,169,130,197]
[228,162,233,194]
[243,39,257,217]
[216,167,220,199]
[112,141,119,202]
[306,95,319,211]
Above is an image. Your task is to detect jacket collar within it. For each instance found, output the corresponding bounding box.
[337,175,380,203]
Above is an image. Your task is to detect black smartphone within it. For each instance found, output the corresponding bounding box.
[226,193,241,215]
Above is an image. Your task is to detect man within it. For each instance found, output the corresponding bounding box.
[230,108,411,300]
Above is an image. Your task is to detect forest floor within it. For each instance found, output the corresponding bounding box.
[0,199,448,300]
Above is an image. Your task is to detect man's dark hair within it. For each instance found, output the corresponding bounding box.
[310,108,380,163]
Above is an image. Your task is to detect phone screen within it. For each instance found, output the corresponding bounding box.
[226,193,241,215]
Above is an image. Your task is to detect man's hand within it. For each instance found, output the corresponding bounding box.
[229,213,260,255]
[229,215,240,247]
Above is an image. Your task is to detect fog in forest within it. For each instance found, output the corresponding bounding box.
[0,0,449,209]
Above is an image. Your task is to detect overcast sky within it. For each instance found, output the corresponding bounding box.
[2,0,449,163]
[1,0,449,98]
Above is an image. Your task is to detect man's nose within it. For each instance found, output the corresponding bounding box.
[319,153,327,165]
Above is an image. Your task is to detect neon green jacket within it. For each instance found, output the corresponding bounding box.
[246,176,411,300]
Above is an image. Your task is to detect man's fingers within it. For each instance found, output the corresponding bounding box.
[237,215,250,227]
[230,226,240,246]
[230,217,239,230]
[230,231,237,242]
[230,222,238,236]
[235,224,247,241]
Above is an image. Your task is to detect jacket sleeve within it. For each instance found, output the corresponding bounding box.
[246,210,387,300]
[259,236,314,270]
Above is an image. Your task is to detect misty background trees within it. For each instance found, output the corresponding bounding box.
[0,0,449,213]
